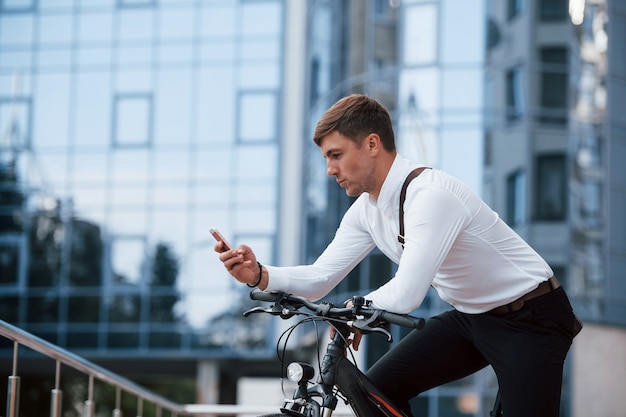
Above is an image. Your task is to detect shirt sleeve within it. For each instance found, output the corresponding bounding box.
[364,183,471,313]
[264,197,376,300]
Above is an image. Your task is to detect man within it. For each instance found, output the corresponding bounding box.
[215,94,580,417]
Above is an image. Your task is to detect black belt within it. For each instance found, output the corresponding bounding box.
[489,276,560,316]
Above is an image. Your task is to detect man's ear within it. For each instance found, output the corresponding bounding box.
[367,134,382,154]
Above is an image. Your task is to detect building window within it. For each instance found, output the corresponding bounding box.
[506,66,524,122]
[237,91,277,143]
[579,180,602,229]
[112,94,153,147]
[534,154,566,221]
[111,236,146,284]
[310,56,321,107]
[0,0,36,12]
[506,169,526,227]
[539,46,568,125]
[538,0,568,21]
[0,295,19,323]
[483,132,493,167]
[117,0,155,8]
[0,97,31,150]
[0,241,20,285]
[508,0,523,20]
[403,3,438,66]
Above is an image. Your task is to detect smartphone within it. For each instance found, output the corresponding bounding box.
[210,227,232,251]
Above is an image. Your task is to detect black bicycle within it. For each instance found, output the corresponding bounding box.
[245,289,503,417]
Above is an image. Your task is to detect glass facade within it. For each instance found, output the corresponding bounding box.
[0,0,284,354]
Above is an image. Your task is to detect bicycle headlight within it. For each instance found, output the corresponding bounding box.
[286,362,315,383]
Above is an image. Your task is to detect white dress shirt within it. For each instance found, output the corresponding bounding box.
[265,155,553,314]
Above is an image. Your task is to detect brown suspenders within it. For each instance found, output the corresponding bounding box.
[398,167,431,247]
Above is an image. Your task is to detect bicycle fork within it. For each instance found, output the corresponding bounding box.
[279,334,347,417]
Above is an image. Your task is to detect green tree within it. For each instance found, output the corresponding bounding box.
[69,219,103,287]
[149,242,180,323]
[0,159,24,287]
[27,208,63,288]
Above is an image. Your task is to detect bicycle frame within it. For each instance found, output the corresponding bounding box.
[279,323,409,417]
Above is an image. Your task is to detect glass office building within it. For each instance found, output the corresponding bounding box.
[0,0,284,354]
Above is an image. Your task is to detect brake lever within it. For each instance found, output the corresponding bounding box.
[243,302,300,319]
[243,306,277,317]
[348,310,393,342]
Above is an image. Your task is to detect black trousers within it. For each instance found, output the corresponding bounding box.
[366,287,579,417]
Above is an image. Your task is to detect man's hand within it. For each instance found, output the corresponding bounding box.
[214,243,261,287]
[329,300,364,350]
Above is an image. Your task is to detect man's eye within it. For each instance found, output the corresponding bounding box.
[332,153,341,159]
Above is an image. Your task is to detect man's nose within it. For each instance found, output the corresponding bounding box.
[326,161,337,177]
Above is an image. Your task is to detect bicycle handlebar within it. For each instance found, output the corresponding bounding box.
[248,289,425,331]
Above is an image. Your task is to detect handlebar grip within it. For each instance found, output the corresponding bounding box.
[379,311,426,330]
[249,289,283,302]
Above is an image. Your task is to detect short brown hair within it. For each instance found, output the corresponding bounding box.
[313,94,396,152]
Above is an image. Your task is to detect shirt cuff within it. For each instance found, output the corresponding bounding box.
[263,265,290,293]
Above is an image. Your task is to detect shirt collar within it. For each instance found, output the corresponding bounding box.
[369,154,419,212]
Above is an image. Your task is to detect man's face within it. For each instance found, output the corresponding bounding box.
[320,131,376,197]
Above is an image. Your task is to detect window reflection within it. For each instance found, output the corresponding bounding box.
[68,295,101,322]
[538,0,568,21]
[0,97,31,149]
[38,14,73,45]
[78,12,114,43]
[26,295,59,323]
[239,64,280,88]
[111,236,146,284]
[112,184,149,208]
[201,6,236,38]
[34,74,70,147]
[506,169,526,227]
[535,154,566,221]
[239,92,276,142]
[117,44,153,66]
[75,72,111,146]
[0,242,19,284]
[158,7,194,40]
[66,329,99,349]
[1,0,36,12]
[506,66,524,122]
[241,1,282,37]
[235,182,276,206]
[118,0,155,7]
[113,93,153,147]
[237,145,278,179]
[539,46,568,125]
[403,4,438,65]
[0,15,35,45]
[508,0,523,20]
[154,149,189,180]
[118,8,155,42]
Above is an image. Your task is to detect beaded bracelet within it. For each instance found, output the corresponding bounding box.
[247,261,263,288]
